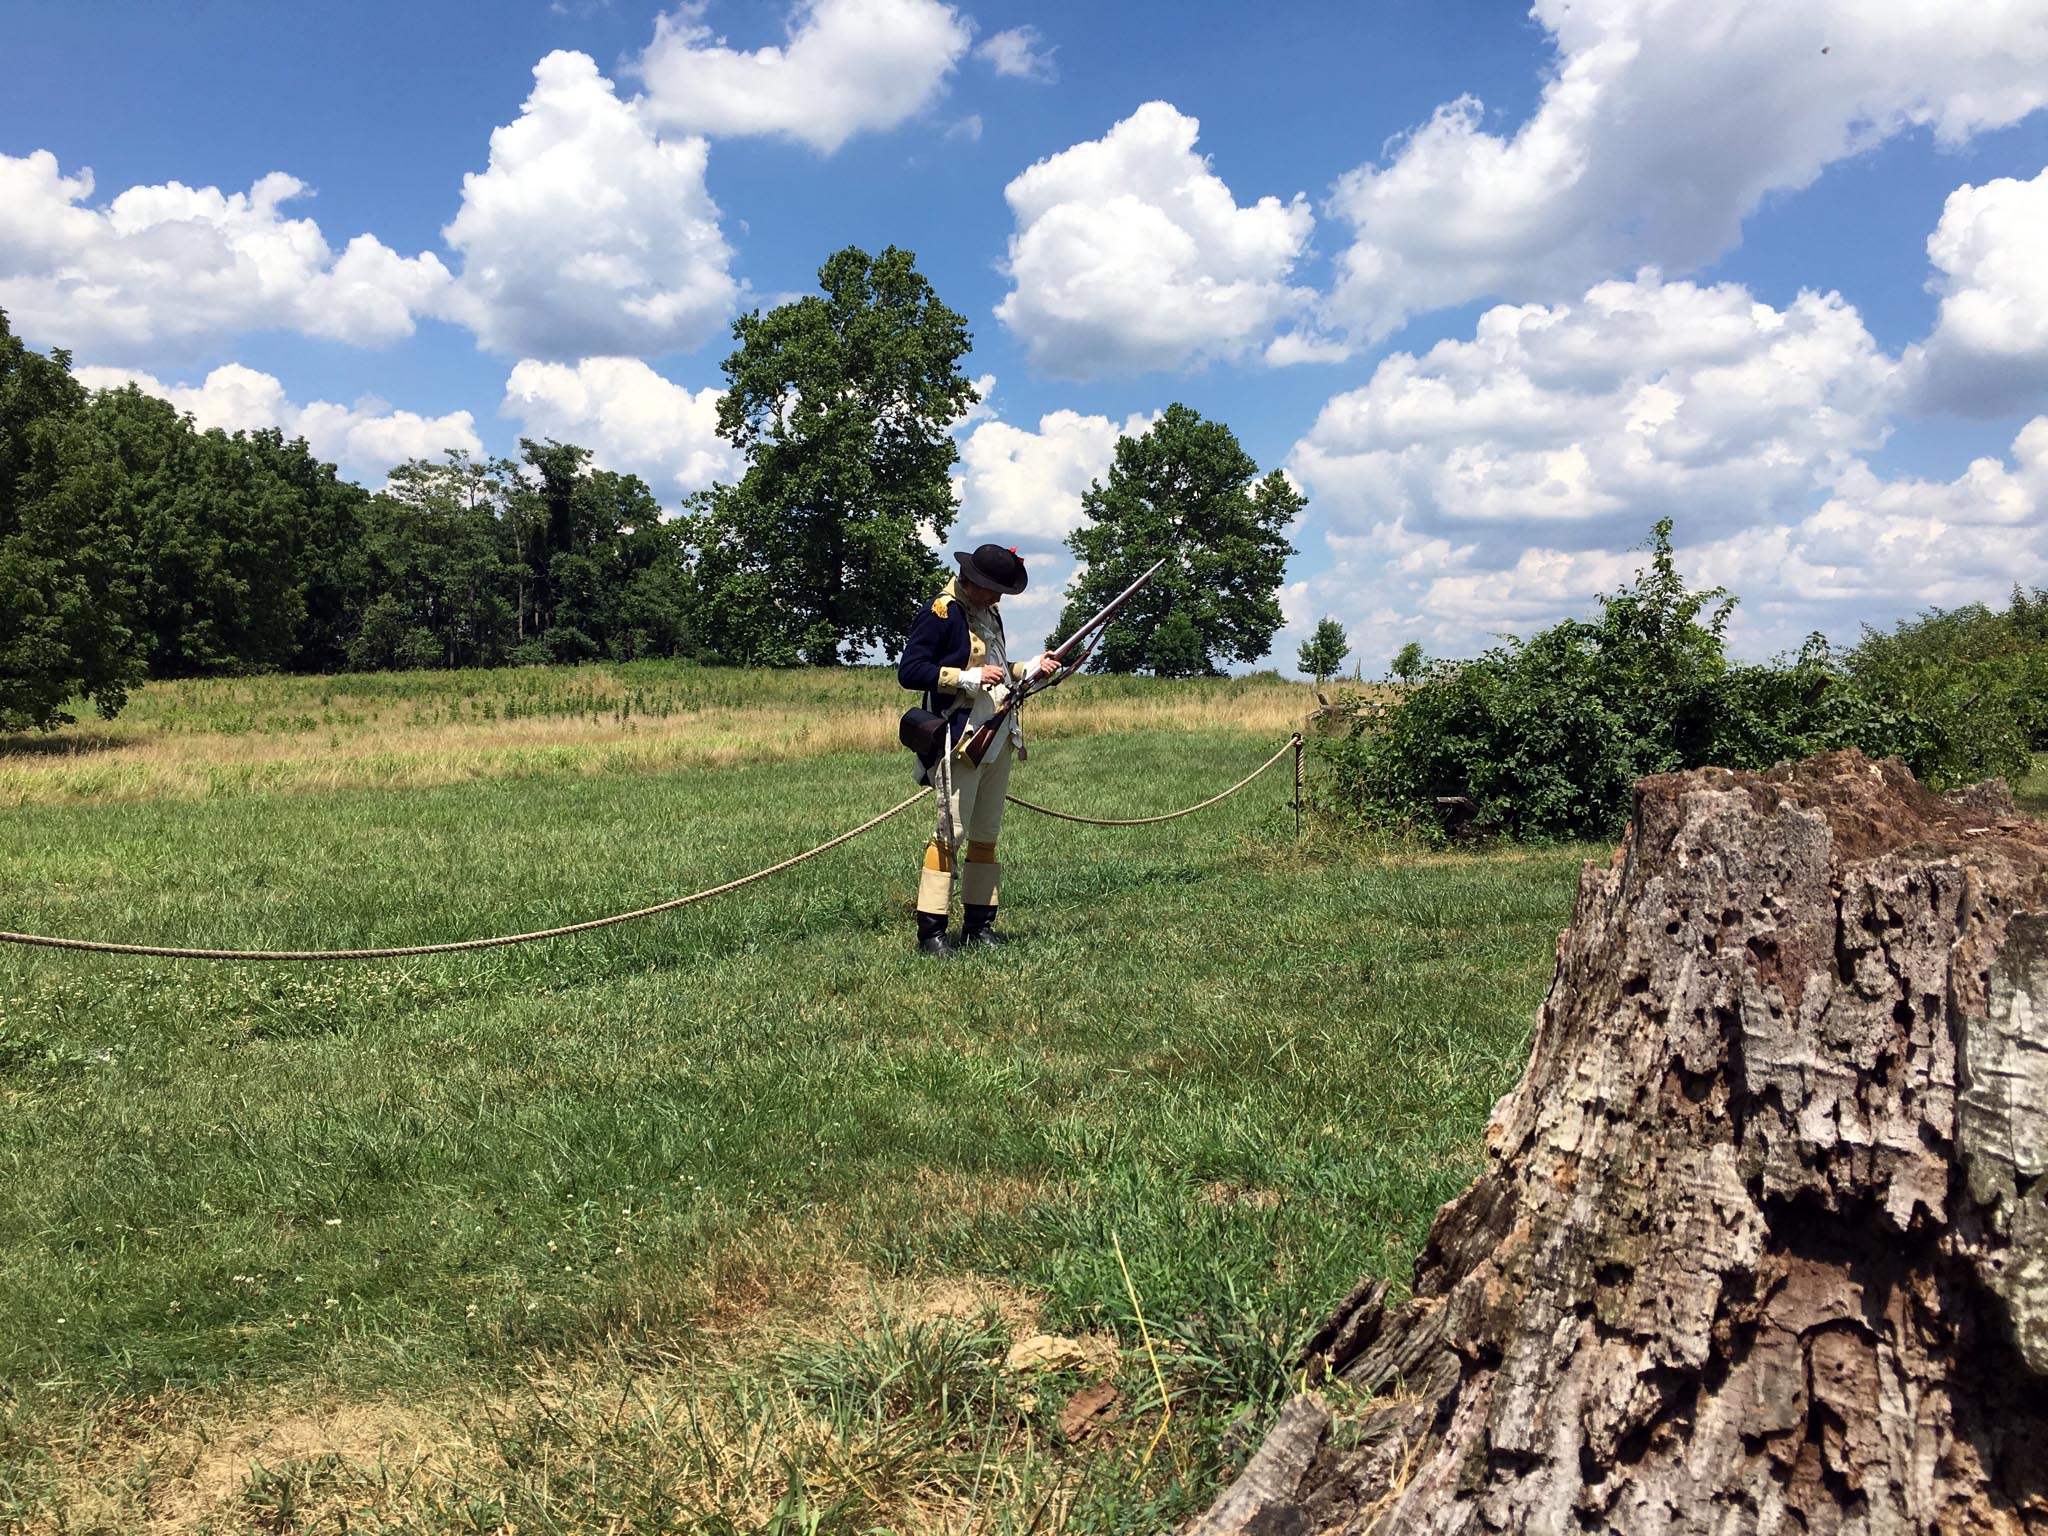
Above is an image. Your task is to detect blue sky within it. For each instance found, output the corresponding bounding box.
[5,0,2047,668]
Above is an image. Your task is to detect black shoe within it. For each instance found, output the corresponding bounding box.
[916,911,952,957]
[960,904,1002,947]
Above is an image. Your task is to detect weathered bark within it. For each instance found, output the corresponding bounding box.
[1195,751,2048,1536]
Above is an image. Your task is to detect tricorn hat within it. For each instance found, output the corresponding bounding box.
[954,543,1028,595]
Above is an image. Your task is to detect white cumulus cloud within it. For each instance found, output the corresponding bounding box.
[1284,271,1935,663]
[634,0,972,153]
[1909,166,2048,417]
[73,363,482,483]
[1291,421,2048,668]
[1325,0,2048,341]
[976,25,1056,82]
[950,372,999,430]
[954,405,1158,543]
[1296,272,1898,557]
[0,150,451,357]
[1,49,745,365]
[947,398,1171,644]
[1484,417,2048,647]
[1720,418,2048,611]
[994,101,1318,378]
[501,356,737,498]
[442,50,740,360]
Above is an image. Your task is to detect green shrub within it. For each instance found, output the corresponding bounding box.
[1836,594,2047,755]
[1318,526,2045,842]
[1319,633,1637,842]
[1320,521,1730,840]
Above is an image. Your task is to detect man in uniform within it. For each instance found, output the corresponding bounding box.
[896,543,1060,956]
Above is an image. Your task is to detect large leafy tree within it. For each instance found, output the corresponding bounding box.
[360,452,526,669]
[361,441,692,670]
[2,302,704,700]
[514,438,689,662]
[86,388,336,676]
[261,431,375,674]
[0,313,144,729]
[1054,404,1299,675]
[23,384,365,680]
[689,245,977,665]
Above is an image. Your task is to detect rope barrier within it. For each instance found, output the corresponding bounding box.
[0,734,1302,962]
[1004,735,1299,827]
[0,788,932,961]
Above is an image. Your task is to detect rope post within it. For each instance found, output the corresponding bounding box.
[1293,732,1304,842]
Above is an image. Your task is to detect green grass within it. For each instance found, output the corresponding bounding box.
[0,675,1584,1533]
[2017,751,2048,817]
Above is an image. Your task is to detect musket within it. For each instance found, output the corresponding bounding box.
[958,556,1167,766]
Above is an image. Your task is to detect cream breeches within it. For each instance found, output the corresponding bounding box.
[916,744,1015,914]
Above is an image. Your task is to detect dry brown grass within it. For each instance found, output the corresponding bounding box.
[1,665,1319,808]
[14,1265,1085,1536]
[8,1174,1103,1536]
[13,1391,459,1536]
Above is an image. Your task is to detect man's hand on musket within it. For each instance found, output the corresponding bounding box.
[1028,653,1060,681]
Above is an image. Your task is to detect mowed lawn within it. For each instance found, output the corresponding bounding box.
[1,666,1585,1534]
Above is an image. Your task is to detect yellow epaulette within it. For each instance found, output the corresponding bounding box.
[931,596,952,618]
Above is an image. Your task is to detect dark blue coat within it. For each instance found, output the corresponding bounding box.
[897,589,1005,720]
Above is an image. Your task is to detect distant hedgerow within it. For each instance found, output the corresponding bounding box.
[1318,521,2044,843]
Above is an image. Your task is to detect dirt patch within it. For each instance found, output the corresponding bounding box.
[1003,1332,1122,1376]
[17,1245,1144,1536]
[1200,1181,1285,1212]
[897,1273,1046,1334]
[686,1222,871,1348]
[903,1164,1049,1216]
[23,1395,458,1535]
[160,1404,451,1530]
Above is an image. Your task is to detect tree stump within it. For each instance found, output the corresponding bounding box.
[1191,751,2048,1535]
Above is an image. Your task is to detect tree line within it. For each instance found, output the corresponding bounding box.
[1,246,1295,733]
[0,346,693,731]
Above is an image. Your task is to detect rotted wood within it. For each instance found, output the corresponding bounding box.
[1183,1395,1333,1536]
[1191,751,2048,1535]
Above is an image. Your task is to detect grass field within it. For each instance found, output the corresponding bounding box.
[0,664,1616,1531]
[0,665,1320,809]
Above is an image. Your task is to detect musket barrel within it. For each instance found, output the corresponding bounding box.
[1049,556,1167,659]
[957,554,1165,766]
